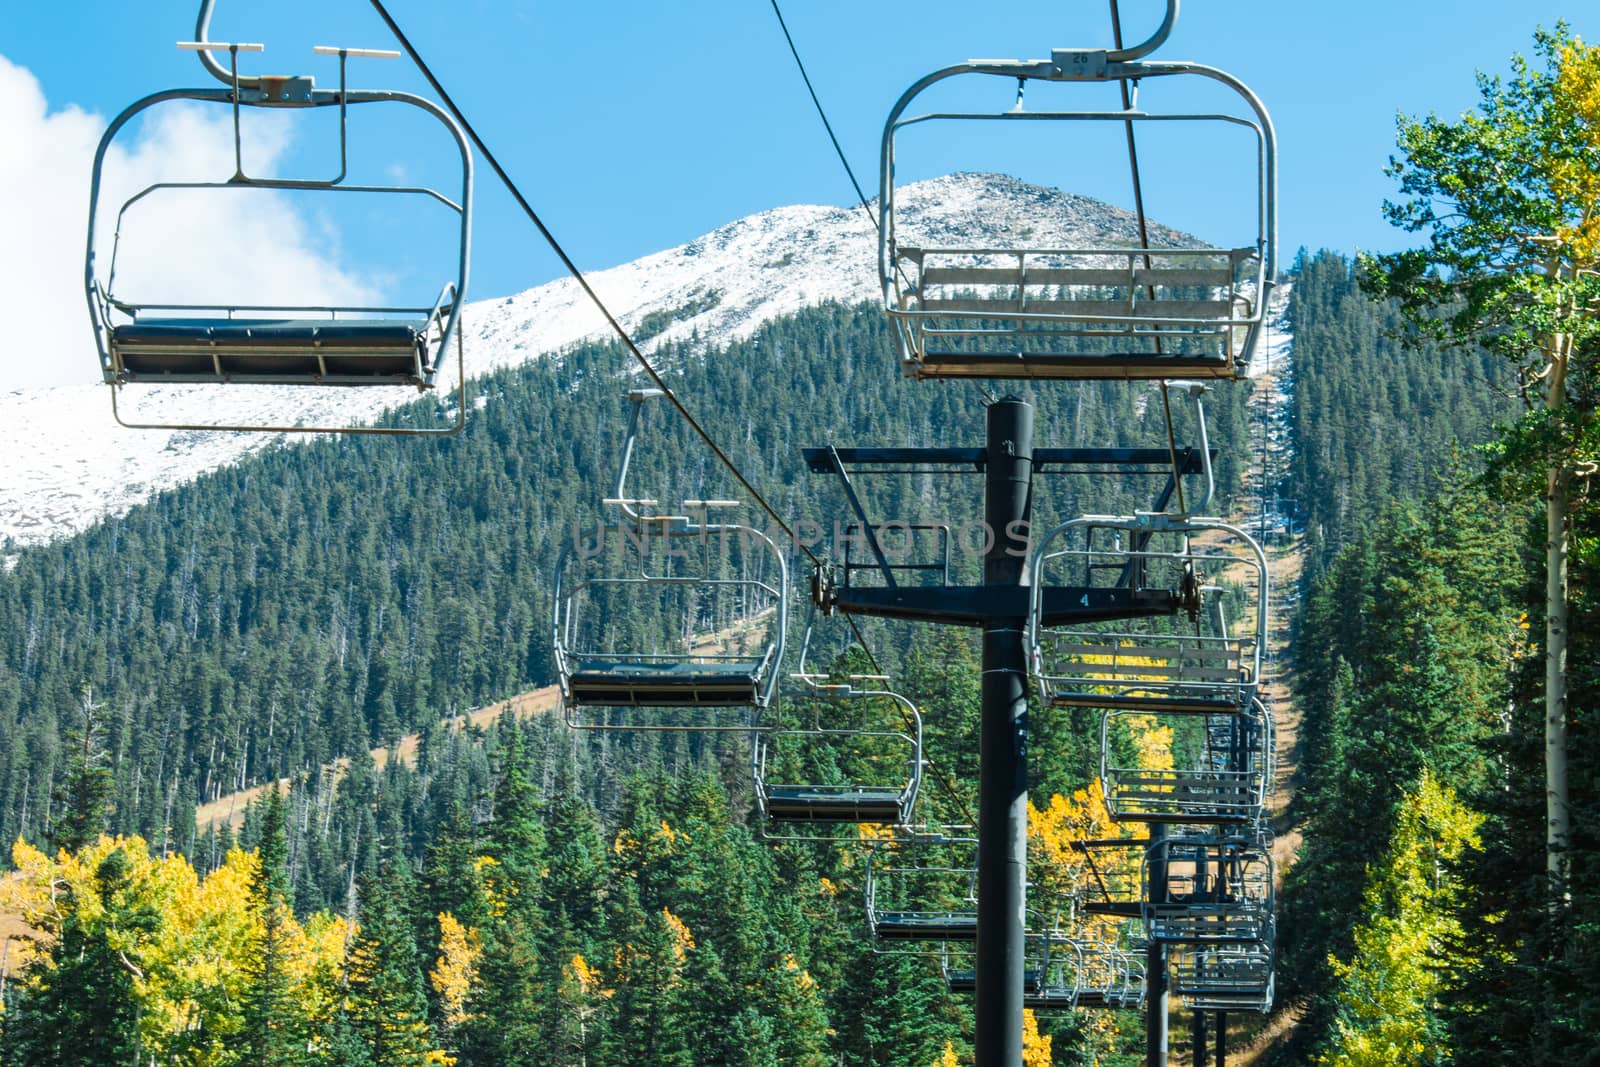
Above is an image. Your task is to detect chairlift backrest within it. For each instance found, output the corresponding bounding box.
[752,678,924,835]
[1028,514,1269,713]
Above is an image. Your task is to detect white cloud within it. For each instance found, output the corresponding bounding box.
[0,54,378,389]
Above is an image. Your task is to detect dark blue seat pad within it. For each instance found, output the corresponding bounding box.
[115,318,425,348]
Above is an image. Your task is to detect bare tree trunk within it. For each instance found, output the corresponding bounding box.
[1545,329,1572,902]
[1546,461,1571,900]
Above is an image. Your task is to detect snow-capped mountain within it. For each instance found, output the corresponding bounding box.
[0,173,1287,549]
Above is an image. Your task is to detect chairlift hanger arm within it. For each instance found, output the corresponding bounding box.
[191,0,396,88]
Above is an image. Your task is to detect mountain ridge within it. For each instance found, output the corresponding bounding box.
[2,172,1235,550]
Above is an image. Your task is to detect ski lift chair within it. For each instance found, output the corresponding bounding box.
[1028,514,1268,715]
[1171,943,1275,1013]
[878,1,1276,380]
[1142,836,1273,945]
[1060,939,1148,1011]
[753,675,924,835]
[553,518,788,729]
[865,837,980,945]
[1098,698,1271,825]
[85,1,472,433]
[554,391,788,730]
[942,937,1049,999]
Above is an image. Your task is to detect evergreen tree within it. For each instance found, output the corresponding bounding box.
[243,786,302,1067]
[47,688,112,856]
[1360,25,1600,892]
[340,861,440,1067]
[8,848,152,1067]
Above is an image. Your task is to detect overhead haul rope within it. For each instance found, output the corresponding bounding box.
[368,0,977,827]
[768,0,998,407]
[367,0,810,561]
[766,0,988,825]
[1110,0,1187,517]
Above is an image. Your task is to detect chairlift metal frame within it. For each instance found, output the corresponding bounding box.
[554,390,789,730]
[864,835,981,946]
[1141,836,1273,945]
[878,9,1277,380]
[1170,943,1275,1013]
[84,0,473,434]
[1027,513,1269,713]
[1098,701,1272,825]
[752,672,925,837]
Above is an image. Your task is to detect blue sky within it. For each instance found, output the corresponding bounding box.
[2,1,1593,386]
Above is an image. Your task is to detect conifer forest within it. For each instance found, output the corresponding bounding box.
[3,12,1600,1067]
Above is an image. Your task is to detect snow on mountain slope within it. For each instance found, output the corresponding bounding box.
[0,172,1259,548]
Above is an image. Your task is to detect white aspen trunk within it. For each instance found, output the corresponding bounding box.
[1546,461,1571,896]
[1545,326,1572,900]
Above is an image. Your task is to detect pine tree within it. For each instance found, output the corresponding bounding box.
[48,687,112,856]
[8,847,153,1067]
[340,861,441,1067]
[243,786,302,1067]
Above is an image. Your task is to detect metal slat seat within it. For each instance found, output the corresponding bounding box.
[111,317,430,386]
[753,680,924,835]
[761,789,909,824]
[877,44,1278,385]
[1172,947,1274,1012]
[1102,769,1261,824]
[1145,905,1271,945]
[890,245,1261,380]
[85,30,474,433]
[1041,634,1253,713]
[945,969,1046,995]
[565,657,765,707]
[872,912,978,942]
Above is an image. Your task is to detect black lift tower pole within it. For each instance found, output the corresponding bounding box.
[976,397,1033,1066]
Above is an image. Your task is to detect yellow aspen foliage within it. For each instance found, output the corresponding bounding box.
[569,951,610,998]
[1028,781,1141,935]
[662,907,695,962]
[1127,714,1175,773]
[1021,1008,1052,1066]
[937,1039,962,1067]
[289,910,355,1042]
[818,876,839,897]
[473,855,509,918]
[431,912,483,1028]
[5,837,349,1067]
[1553,36,1600,261]
[1316,772,1483,1067]
[780,952,820,994]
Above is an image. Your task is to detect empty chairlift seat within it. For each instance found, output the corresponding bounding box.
[1142,837,1274,946]
[1029,515,1269,715]
[1055,940,1148,1011]
[1098,699,1274,825]
[891,246,1263,381]
[85,29,473,432]
[553,518,788,729]
[878,35,1276,381]
[753,680,924,829]
[106,312,442,388]
[1171,944,1275,1013]
[563,654,773,709]
[865,839,979,944]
